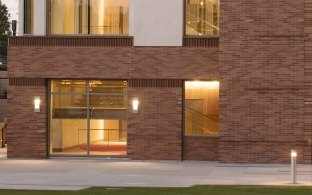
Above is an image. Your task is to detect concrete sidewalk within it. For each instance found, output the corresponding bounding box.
[0,152,311,190]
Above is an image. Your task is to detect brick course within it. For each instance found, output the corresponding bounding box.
[8,47,218,79]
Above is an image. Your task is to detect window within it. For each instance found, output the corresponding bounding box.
[48,0,129,35]
[49,80,128,156]
[24,0,34,34]
[185,0,219,36]
[184,81,219,136]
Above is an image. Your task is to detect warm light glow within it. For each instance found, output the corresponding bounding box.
[291,150,297,157]
[98,0,105,34]
[185,81,220,89]
[132,97,139,113]
[34,96,41,112]
[99,119,105,139]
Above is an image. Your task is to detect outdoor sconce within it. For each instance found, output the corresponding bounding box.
[132,97,139,113]
[34,96,41,112]
[291,149,297,184]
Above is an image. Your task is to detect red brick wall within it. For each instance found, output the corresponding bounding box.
[304,0,312,164]
[8,47,219,79]
[219,0,309,163]
[7,85,47,158]
[7,0,312,163]
[127,87,183,160]
[219,141,305,164]
[7,46,219,160]
[183,137,219,161]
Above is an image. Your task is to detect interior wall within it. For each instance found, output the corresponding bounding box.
[51,118,122,150]
[62,119,87,148]
[185,88,219,115]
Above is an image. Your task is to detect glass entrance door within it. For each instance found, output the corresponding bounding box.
[49,80,127,156]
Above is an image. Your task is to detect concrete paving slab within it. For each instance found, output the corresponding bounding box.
[0,155,310,190]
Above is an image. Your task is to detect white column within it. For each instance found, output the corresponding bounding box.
[33,0,46,35]
[132,0,183,46]
[18,0,24,36]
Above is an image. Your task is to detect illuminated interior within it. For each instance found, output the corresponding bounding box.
[184,81,219,136]
[49,0,129,35]
[49,80,127,156]
[185,0,219,36]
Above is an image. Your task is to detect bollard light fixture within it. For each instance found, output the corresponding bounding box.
[132,97,139,113]
[34,96,41,112]
[291,149,297,184]
[291,150,297,157]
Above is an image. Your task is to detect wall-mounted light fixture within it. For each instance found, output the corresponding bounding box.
[34,96,41,112]
[132,97,139,113]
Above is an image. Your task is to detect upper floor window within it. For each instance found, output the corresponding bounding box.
[48,0,129,35]
[185,0,219,36]
[24,0,34,34]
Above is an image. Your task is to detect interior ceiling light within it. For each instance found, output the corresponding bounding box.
[185,81,219,89]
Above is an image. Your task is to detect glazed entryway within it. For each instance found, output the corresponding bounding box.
[49,80,127,156]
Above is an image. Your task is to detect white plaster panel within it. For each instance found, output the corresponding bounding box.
[133,0,183,46]
[18,0,24,35]
[34,0,46,35]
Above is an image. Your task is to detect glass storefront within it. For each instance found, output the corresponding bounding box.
[48,0,129,35]
[49,80,127,156]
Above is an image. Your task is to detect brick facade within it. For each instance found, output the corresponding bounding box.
[7,46,219,161]
[219,0,310,164]
[127,87,182,160]
[304,0,312,164]
[6,0,312,163]
[7,85,47,158]
[183,137,219,161]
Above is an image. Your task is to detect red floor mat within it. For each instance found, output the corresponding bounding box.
[80,143,126,152]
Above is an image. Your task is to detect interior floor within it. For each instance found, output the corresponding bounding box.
[52,140,127,156]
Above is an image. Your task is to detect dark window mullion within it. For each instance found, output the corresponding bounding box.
[88,0,91,34]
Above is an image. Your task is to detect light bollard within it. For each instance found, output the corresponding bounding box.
[291,150,297,184]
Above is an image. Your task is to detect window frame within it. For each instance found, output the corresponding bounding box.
[183,80,220,137]
[24,0,34,35]
[46,0,130,36]
[48,79,128,157]
[183,0,220,37]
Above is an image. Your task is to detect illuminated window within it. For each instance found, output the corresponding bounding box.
[184,81,219,136]
[48,0,129,35]
[24,0,34,34]
[49,80,128,156]
[185,0,219,36]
